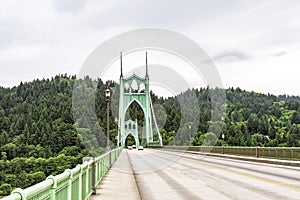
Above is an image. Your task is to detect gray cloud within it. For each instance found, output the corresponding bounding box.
[269,51,287,57]
[86,0,243,29]
[212,50,251,62]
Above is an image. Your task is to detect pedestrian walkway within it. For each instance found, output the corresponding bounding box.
[90,150,141,200]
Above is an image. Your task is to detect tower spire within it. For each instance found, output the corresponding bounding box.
[145,51,149,79]
[120,51,123,78]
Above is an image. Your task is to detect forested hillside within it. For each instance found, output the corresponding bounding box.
[0,75,96,197]
[1,74,300,196]
[160,87,300,147]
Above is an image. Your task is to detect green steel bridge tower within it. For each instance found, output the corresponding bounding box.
[117,52,163,147]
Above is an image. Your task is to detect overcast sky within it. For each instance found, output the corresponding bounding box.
[1,0,300,96]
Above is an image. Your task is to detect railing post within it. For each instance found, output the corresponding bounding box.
[86,163,89,198]
[77,164,83,200]
[256,146,259,158]
[82,157,95,197]
[109,151,112,167]
[112,149,114,162]
[92,158,96,195]
[107,153,110,171]
[11,188,27,200]
[46,175,57,200]
[99,160,102,180]
[65,169,73,200]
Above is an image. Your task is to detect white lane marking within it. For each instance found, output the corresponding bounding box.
[196,179,207,185]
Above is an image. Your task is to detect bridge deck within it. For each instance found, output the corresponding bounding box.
[90,148,300,199]
[90,150,140,200]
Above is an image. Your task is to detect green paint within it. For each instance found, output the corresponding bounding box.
[118,73,162,147]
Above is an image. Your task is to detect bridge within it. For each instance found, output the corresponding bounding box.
[2,147,300,200]
[2,53,300,199]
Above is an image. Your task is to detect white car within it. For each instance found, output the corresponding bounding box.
[138,146,144,151]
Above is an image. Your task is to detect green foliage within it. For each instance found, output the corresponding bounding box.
[125,135,135,146]
[0,183,12,197]
[158,87,300,148]
[291,111,300,124]
[203,132,218,146]
[0,75,91,197]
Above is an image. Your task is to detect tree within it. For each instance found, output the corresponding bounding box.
[251,133,267,147]
[247,113,258,133]
[291,111,300,124]
[0,152,7,161]
[0,183,12,197]
[203,132,218,146]
[160,129,169,145]
[0,143,17,160]
[0,131,8,146]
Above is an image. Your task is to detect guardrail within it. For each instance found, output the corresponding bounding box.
[163,146,300,161]
[1,147,123,200]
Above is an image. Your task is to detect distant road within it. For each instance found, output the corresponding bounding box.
[128,149,300,200]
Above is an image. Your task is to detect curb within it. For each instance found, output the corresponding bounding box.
[161,148,300,167]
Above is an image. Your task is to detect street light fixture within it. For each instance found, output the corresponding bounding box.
[222,133,225,154]
[221,116,225,154]
[105,89,111,101]
[188,125,191,146]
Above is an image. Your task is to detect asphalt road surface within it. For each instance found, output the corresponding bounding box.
[127,148,300,200]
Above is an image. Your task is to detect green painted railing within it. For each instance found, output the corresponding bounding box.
[163,146,300,161]
[1,147,122,200]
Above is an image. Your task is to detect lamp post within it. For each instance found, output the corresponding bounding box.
[221,133,225,154]
[188,125,191,141]
[105,89,111,166]
[221,116,225,154]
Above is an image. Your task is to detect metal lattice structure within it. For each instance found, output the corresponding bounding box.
[117,52,163,147]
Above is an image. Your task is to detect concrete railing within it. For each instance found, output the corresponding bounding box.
[163,146,300,161]
[1,147,123,200]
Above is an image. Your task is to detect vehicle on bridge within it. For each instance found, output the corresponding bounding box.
[138,146,144,150]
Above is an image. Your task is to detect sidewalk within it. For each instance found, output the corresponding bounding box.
[90,150,141,200]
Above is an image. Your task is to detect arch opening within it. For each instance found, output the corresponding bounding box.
[139,83,145,93]
[131,80,138,93]
[124,83,130,93]
[124,100,145,145]
[125,134,136,147]
[124,101,145,127]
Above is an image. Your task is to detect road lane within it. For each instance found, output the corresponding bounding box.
[127,149,300,200]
